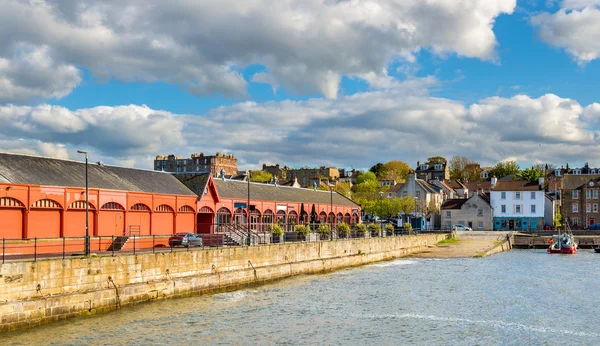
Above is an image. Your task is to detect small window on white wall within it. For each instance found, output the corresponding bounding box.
[531,192,536,199]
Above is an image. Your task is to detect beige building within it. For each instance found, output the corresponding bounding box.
[286,166,340,188]
[392,173,443,228]
[441,193,493,230]
[154,152,238,176]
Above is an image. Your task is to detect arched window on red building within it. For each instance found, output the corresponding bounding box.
[216,207,231,232]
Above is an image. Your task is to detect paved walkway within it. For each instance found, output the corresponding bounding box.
[410,231,510,258]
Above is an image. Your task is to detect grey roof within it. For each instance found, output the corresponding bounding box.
[0,152,196,196]
[213,178,359,207]
[176,174,210,196]
[417,180,442,194]
[563,174,600,190]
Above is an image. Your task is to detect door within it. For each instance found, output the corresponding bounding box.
[468,222,473,229]
[531,219,537,230]
[0,209,23,238]
[508,220,514,230]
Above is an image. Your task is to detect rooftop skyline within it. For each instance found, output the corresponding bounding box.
[2,1,600,170]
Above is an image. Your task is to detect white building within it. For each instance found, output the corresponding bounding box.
[490,177,546,231]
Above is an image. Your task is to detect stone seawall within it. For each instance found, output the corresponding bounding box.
[0,234,447,332]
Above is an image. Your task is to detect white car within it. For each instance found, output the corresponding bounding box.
[452,224,472,231]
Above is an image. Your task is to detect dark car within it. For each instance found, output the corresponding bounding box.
[585,223,600,230]
[168,233,203,247]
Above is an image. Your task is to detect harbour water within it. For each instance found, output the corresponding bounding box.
[3,250,599,345]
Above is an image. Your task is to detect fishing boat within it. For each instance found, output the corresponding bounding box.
[547,223,577,254]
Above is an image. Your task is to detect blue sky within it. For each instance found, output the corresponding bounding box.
[2,0,600,170]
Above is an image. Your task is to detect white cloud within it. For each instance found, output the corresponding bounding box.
[533,3,600,63]
[0,0,515,102]
[1,90,600,169]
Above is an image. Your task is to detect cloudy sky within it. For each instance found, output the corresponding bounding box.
[2,0,600,170]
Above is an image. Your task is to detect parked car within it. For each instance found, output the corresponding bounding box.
[452,224,472,231]
[585,223,600,230]
[168,233,203,247]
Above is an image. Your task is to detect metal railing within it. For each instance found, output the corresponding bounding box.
[0,224,453,263]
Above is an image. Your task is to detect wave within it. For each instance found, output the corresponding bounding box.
[357,313,600,338]
[372,259,418,267]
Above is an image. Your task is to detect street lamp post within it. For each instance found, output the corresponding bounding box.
[330,185,333,240]
[414,197,419,232]
[247,170,251,246]
[77,150,90,256]
[379,191,384,237]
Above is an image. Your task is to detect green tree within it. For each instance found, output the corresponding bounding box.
[369,163,384,177]
[378,160,410,182]
[449,156,482,182]
[250,170,273,183]
[427,156,447,164]
[554,211,562,227]
[489,160,521,179]
[356,171,377,184]
[352,180,383,215]
[397,196,416,217]
[521,167,543,182]
[333,182,352,198]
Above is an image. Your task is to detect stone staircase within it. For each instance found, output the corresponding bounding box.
[106,236,129,251]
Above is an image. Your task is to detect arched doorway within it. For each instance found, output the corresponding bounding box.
[129,203,151,235]
[30,199,62,238]
[197,206,215,233]
[288,211,298,231]
[300,211,309,225]
[99,202,125,236]
[64,200,96,237]
[262,209,274,231]
[250,210,261,231]
[234,208,247,228]
[276,210,286,225]
[177,205,195,234]
[216,207,231,232]
[337,212,343,224]
[328,212,335,226]
[352,212,360,225]
[319,211,327,223]
[0,197,25,239]
[343,213,351,224]
[154,204,175,235]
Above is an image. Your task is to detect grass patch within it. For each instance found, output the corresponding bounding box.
[437,236,459,245]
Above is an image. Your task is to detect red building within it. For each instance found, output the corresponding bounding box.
[0,153,198,239]
[0,154,361,243]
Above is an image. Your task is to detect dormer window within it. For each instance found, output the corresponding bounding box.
[574,170,582,175]
[434,164,442,170]
[592,169,597,174]
[420,164,428,170]
[555,169,561,177]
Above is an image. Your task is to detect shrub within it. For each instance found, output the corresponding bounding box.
[336,222,350,238]
[267,224,283,237]
[385,224,394,235]
[317,223,331,238]
[295,225,310,239]
[368,223,379,236]
[353,224,367,237]
[403,222,413,235]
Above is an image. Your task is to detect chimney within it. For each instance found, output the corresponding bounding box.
[539,176,545,187]
[491,176,497,188]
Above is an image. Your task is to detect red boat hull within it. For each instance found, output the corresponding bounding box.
[547,247,576,254]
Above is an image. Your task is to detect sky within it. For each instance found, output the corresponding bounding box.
[2,0,600,171]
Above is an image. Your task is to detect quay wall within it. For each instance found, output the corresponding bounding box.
[0,234,447,332]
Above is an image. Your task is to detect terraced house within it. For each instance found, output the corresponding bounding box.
[560,174,600,228]
[490,177,549,231]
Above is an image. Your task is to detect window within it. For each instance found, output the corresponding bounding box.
[416,191,421,198]
[573,190,579,199]
[434,164,442,170]
[531,205,536,213]
[478,221,483,229]
[515,205,521,214]
[574,169,582,175]
[573,203,578,212]
[572,217,579,226]
[501,205,506,213]
[446,211,451,218]
[594,204,598,213]
[515,192,521,200]
[555,169,561,176]
[587,203,591,213]
[587,190,591,199]
[477,208,483,217]
[446,221,452,229]
[531,192,536,199]
[595,190,599,199]
[420,164,428,170]
[403,191,408,197]
[501,192,506,200]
